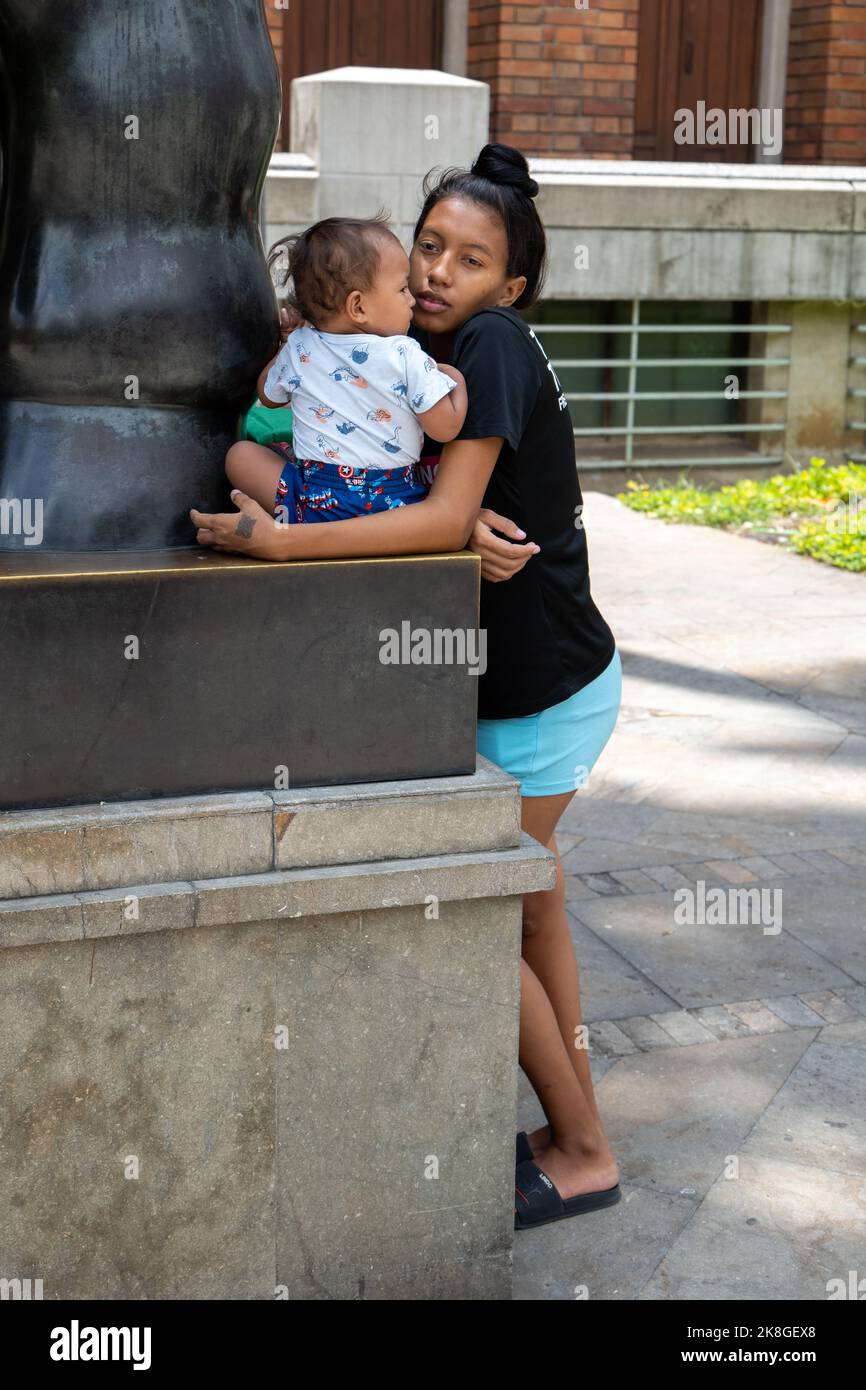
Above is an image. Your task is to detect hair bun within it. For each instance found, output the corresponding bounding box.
[471,143,539,198]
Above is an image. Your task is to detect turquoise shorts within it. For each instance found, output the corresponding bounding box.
[476,648,622,797]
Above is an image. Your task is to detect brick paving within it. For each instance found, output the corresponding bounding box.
[514,493,866,1301]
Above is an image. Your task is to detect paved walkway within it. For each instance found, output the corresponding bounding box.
[514,492,866,1301]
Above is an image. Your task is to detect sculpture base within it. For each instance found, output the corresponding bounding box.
[0,765,556,1299]
[0,400,239,551]
[0,548,480,811]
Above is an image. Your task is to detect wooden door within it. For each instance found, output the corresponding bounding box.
[273,0,444,150]
[635,0,763,161]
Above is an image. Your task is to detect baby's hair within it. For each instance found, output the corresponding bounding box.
[267,213,397,326]
[413,144,547,309]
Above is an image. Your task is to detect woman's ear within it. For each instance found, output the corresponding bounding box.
[497,275,527,308]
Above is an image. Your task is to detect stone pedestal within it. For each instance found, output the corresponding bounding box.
[0,549,480,811]
[0,760,554,1300]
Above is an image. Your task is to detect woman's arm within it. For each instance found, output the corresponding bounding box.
[190,437,504,561]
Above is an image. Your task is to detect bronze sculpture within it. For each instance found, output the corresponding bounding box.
[0,0,282,552]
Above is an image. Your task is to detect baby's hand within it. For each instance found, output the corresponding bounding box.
[279,305,303,343]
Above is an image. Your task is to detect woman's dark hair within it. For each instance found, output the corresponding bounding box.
[412,144,547,309]
[267,212,395,326]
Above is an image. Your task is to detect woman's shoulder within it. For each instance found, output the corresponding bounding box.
[453,307,543,386]
[455,305,531,346]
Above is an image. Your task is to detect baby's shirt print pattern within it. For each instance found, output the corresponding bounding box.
[263,328,456,469]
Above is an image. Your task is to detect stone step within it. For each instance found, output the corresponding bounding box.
[0,759,520,902]
[0,831,554,949]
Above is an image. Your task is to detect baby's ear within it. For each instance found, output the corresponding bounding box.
[344,289,366,326]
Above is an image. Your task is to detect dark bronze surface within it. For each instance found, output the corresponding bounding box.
[0,0,281,553]
[0,553,481,810]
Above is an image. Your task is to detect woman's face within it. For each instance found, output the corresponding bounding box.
[409,196,527,338]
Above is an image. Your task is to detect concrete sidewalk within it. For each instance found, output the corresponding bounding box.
[514,492,866,1301]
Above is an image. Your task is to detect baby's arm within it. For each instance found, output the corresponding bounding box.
[256,354,287,409]
[415,365,468,443]
[257,311,297,408]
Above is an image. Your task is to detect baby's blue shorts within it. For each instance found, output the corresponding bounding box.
[268,447,428,523]
[476,648,622,798]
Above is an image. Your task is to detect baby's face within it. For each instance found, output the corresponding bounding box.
[358,239,416,337]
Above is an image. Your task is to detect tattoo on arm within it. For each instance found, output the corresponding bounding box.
[235,514,256,539]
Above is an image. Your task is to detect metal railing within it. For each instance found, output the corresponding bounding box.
[529,299,791,469]
[847,322,866,463]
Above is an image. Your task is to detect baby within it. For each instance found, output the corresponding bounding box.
[233,214,467,525]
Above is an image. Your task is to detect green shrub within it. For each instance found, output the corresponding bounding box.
[618,457,866,572]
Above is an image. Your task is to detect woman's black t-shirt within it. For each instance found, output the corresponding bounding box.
[415,306,616,720]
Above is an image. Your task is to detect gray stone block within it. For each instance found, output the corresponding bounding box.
[589,1020,638,1058]
[797,991,860,1023]
[194,838,554,930]
[600,1031,815,1200]
[640,1154,866,1301]
[650,1010,719,1046]
[81,883,197,939]
[571,891,851,1012]
[0,894,83,948]
[726,1000,791,1034]
[739,856,790,878]
[0,794,273,900]
[616,1015,679,1050]
[0,923,278,1299]
[690,1005,753,1039]
[609,869,665,894]
[762,994,826,1028]
[743,1038,866,1177]
[272,775,520,870]
[273,898,520,1298]
[0,764,523,902]
[0,769,545,1299]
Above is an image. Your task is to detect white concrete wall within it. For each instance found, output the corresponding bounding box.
[264,67,489,256]
[261,69,866,303]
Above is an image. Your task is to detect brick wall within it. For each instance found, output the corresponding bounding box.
[467,0,640,159]
[266,4,285,72]
[785,0,866,163]
[265,5,286,149]
[263,0,866,165]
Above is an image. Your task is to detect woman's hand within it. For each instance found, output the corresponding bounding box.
[469,509,539,582]
[189,490,290,561]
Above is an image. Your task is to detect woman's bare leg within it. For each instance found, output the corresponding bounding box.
[225,440,283,512]
[518,790,619,1198]
[518,957,619,1199]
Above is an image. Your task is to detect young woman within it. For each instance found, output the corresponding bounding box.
[191,144,623,1230]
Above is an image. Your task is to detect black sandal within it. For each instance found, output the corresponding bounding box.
[515,1131,533,1164]
[514,1158,621,1229]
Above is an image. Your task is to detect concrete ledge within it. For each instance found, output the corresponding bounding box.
[263,134,866,300]
[0,834,554,948]
[0,759,518,901]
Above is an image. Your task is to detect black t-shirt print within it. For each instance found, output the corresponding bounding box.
[414,306,616,720]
